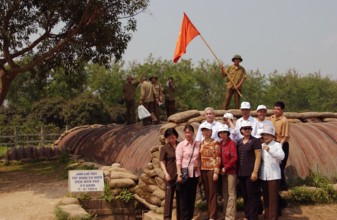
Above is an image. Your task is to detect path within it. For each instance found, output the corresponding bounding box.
[0,169,67,220]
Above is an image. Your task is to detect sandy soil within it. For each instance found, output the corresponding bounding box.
[1,169,337,220]
[0,170,67,220]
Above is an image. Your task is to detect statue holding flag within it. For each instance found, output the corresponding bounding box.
[173,13,247,110]
[220,55,247,110]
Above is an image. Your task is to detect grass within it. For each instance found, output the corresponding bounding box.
[0,146,9,159]
[0,154,71,179]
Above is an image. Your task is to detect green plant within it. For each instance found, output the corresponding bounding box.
[55,206,69,220]
[115,188,134,204]
[195,200,207,211]
[102,183,114,203]
[0,146,8,159]
[75,193,91,202]
[290,187,315,204]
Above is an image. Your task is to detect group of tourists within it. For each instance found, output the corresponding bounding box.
[123,75,176,125]
[160,102,290,220]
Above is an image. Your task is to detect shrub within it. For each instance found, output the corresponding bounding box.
[62,94,112,127]
[116,188,134,204]
[29,97,66,128]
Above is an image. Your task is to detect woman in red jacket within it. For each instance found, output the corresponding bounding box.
[218,124,238,220]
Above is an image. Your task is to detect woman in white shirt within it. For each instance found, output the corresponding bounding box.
[259,126,285,220]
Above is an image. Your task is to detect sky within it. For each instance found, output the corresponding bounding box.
[122,0,337,79]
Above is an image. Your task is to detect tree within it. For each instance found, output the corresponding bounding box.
[0,0,149,105]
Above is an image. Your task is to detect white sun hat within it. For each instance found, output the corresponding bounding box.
[240,101,251,109]
[256,105,267,111]
[260,125,275,136]
[200,122,212,130]
[223,112,234,120]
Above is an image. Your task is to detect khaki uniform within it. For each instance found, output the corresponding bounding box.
[164,82,176,117]
[123,81,139,124]
[152,82,163,123]
[223,65,247,109]
[140,81,157,125]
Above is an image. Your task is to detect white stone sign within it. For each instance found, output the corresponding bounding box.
[68,170,104,192]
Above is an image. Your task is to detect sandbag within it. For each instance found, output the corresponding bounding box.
[323,118,337,123]
[174,125,186,142]
[188,115,205,123]
[154,168,165,179]
[159,122,178,135]
[302,118,322,123]
[287,118,302,123]
[152,158,161,168]
[153,189,166,200]
[300,112,322,119]
[151,151,160,159]
[284,112,302,119]
[213,110,227,117]
[167,110,200,123]
[155,177,166,190]
[226,109,242,117]
[138,105,151,120]
[321,112,337,118]
[110,171,138,181]
[144,168,157,178]
[109,178,136,188]
[109,167,131,173]
[146,163,154,170]
[140,185,159,193]
[150,146,159,153]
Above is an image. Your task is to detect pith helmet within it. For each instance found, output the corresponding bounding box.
[232,54,243,62]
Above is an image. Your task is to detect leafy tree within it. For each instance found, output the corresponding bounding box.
[85,63,125,105]
[0,0,149,105]
[28,96,66,128]
[62,94,111,127]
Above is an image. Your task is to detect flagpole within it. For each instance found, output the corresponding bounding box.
[198,34,243,98]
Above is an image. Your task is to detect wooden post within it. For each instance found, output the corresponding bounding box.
[14,127,17,147]
[41,125,45,146]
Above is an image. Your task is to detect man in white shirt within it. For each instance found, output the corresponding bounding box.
[196,107,222,142]
[234,102,257,142]
[255,105,274,139]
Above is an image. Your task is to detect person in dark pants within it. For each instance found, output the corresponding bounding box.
[164,77,176,117]
[160,128,180,220]
[270,101,290,191]
[237,121,262,220]
[199,123,221,220]
[123,75,140,124]
[176,125,201,220]
[259,126,285,220]
[140,76,157,125]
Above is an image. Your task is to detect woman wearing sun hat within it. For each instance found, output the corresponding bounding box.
[259,126,285,220]
[237,121,262,220]
[200,123,221,220]
[217,124,238,220]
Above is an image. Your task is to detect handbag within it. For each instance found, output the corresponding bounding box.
[137,105,151,120]
[181,143,196,184]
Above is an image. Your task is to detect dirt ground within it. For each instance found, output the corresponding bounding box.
[1,164,337,220]
[0,163,68,220]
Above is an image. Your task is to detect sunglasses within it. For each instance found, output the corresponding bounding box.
[242,127,252,130]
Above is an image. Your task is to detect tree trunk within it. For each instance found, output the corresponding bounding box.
[0,68,15,106]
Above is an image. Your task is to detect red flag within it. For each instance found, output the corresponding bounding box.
[173,13,200,63]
